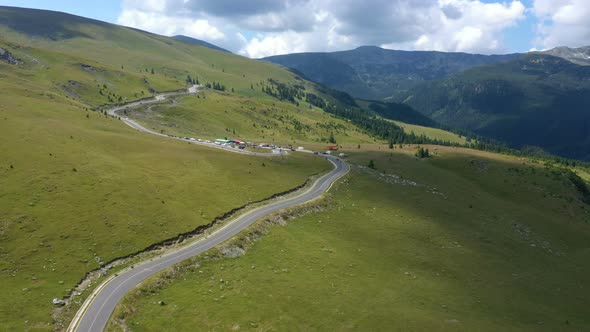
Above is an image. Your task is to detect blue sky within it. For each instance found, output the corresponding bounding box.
[1,0,121,23]
[0,0,588,57]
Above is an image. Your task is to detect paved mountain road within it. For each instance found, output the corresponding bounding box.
[68,87,350,332]
[106,86,279,156]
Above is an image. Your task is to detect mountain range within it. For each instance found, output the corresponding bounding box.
[263,46,590,101]
[401,54,590,160]
[264,46,590,160]
[263,46,521,100]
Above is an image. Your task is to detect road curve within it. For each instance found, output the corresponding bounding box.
[106,85,279,157]
[68,88,350,332]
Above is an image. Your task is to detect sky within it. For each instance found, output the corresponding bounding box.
[1,0,589,58]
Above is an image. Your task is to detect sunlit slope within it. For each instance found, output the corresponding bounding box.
[113,146,590,331]
[125,91,377,145]
[0,6,309,106]
[0,6,337,330]
[0,72,329,330]
[390,120,467,144]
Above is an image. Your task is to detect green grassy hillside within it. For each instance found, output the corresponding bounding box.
[0,6,389,146]
[124,91,377,146]
[0,6,345,330]
[0,6,312,107]
[0,77,329,331]
[111,147,590,331]
[2,6,589,332]
[389,121,467,144]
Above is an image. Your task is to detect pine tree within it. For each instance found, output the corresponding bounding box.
[415,147,430,158]
[329,131,336,144]
[368,160,375,169]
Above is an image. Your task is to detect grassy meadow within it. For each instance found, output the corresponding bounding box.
[124,91,377,146]
[390,120,467,144]
[0,73,329,331]
[0,8,348,329]
[0,6,313,107]
[111,147,590,331]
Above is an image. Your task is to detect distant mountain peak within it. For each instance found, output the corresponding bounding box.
[171,35,231,53]
[537,45,590,66]
[355,45,381,50]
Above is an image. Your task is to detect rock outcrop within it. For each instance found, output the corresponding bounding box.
[0,47,21,65]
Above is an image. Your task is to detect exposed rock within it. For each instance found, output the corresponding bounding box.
[52,298,66,306]
[0,47,21,65]
[59,81,80,99]
[219,245,246,258]
[68,80,80,88]
[80,63,104,72]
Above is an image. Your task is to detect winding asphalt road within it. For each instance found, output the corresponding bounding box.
[68,87,350,332]
[106,85,279,157]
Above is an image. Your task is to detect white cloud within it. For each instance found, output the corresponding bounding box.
[241,32,307,58]
[532,0,590,49]
[379,1,525,53]
[117,0,528,57]
[118,9,224,40]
